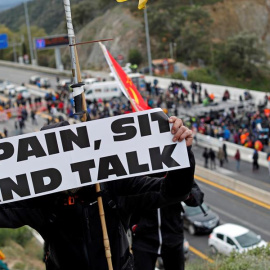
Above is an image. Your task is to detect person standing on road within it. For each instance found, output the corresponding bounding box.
[267,152,270,177]
[234,149,241,172]
[3,128,7,138]
[31,110,38,125]
[217,147,225,167]
[202,148,209,168]
[223,143,228,163]
[252,149,259,171]
[209,148,216,170]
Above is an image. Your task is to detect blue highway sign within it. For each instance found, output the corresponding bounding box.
[0,34,8,49]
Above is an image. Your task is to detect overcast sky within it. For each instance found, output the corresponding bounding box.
[0,0,31,12]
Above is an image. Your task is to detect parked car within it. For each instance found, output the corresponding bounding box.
[0,80,5,93]
[57,79,72,91]
[139,65,155,75]
[182,202,219,235]
[29,76,51,88]
[4,84,16,97]
[155,238,190,269]
[29,75,41,85]
[208,223,267,256]
[40,77,51,88]
[0,81,15,95]
[15,86,30,99]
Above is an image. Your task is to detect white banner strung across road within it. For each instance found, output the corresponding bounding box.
[0,108,190,204]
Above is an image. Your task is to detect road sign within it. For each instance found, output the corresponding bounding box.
[117,54,124,61]
[163,58,168,66]
[35,35,69,50]
[0,34,8,49]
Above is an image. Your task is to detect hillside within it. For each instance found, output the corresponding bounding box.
[74,5,143,70]
[206,0,270,54]
[1,0,270,74]
[0,0,82,34]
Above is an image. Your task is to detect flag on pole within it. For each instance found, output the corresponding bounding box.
[116,0,148,10]
[99,42,150,112]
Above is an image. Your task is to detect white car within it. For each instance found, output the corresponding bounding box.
[40,77,51,88]
[57,79,72,90]
[0,80,15,94]
[208,223,267,256]
[4,84,16,97]
[29,75,41,85]
[15,86,30,99]
[0,80,5,93]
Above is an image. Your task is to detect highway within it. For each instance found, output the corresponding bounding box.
[185,175,270,263]
[0,65,67,89]
[1,65,270,265]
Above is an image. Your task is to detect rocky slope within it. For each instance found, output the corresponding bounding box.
[75,6,144,70]
[206,0,270,53]
[73,0,270,69]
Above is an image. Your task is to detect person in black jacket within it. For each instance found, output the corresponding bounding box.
[0,116,195,270]
[130,181,204,270]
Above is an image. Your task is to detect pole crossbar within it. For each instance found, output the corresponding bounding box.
[69,38,114,47]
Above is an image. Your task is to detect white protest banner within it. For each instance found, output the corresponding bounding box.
[0,108,190,204]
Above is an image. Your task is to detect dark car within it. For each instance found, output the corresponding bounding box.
[182,202,219,235]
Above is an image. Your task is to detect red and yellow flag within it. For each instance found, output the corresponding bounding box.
[116,0,148,10]
[99,42,150,112]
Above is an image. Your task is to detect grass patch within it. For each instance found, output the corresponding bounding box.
[185,246,270,270]
[172,67,270,92]
[1,238,44,270]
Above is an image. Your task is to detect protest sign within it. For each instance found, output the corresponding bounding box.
[0,108,190,204]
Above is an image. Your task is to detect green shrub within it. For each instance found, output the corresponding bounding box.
[186,245,270,270]
[0,227,32,247]
[172,68,219,84]
[12,227,33,247]
[13,261,26,270]
[128,49,143,66]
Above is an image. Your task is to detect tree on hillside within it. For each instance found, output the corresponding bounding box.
[176,6,212,65]
[128,48,142,66]
[71,0,115,31]
[147,5,212,64]
[72,1,101,31]
[215,32,266,78]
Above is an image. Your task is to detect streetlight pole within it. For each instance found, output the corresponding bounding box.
[144,7,153,76]
[24,1,35,65]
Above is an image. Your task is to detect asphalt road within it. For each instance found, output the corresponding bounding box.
[0,65,64,89]
[193,145,270,191]
[184,179,270,263]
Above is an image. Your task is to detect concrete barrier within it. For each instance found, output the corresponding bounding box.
[145,75,268,105]
[195,165,270,205]
[0,60,72,77]
[196,133,268,168]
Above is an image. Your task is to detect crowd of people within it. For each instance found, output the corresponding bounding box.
[190,104,269,152]
[0,76,269,269]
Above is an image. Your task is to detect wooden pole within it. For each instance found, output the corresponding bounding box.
[63,1,113,269]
